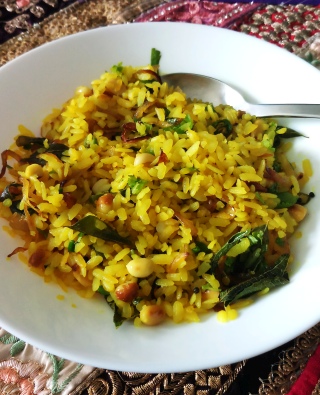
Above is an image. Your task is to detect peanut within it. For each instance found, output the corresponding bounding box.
[140,305,166,326]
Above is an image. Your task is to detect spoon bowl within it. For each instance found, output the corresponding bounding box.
[161,73,320,118]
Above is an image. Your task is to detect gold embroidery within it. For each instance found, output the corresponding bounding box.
[258,322,320,394]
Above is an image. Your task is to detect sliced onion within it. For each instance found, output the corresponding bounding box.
[135,69,162,83]
[0,150,21,178]
[121,122,149,143]
[174,211,198,237]
[7,246,27,258]
[158,150,169,164]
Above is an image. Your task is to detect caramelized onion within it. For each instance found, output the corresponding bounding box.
[121,123,149,143]
[248,182,268,192]
[134,99,165,119]
[264,167,291,190]
[158,150,169,164]
[174,211,198,237]
[135,69,162,83]
[0,150,21,178]
[7,246,27,258]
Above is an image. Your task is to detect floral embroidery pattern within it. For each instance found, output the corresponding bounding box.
[0,358,50,395]
[0,329,88,394]
[0,333,26,356]
[48,354,84,394]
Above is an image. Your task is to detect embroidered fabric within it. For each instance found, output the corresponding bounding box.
[0,328,97,394]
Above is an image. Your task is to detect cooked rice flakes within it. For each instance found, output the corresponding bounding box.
[0,63,312,326]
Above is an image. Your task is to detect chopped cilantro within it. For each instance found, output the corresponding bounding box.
[151,48,161,66]
[128,175,148,194]
[275,192,298,209]
[111,62,123,74]
[164,114,193,134]
[97,285,110,296]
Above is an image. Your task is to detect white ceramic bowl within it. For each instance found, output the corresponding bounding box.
[0,22,320,373]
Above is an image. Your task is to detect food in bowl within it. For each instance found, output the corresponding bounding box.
[0,50,313,327]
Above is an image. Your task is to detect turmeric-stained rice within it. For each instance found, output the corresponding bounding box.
[0,61,313,327]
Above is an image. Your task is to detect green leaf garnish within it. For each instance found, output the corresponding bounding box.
[220,225,269,276]
[219,254,289,306]
[164,114,194,134]
[192,241,211,255]
[17,136,69,166]
[274,126,307,147]
[212,119,233,138]
[110,62,123,74]
[67,240,76,252]
[68,215,133,247]
[128,175,148,194]
[97,287,126,328]
[275,192,299,209]
[97,285,110,296]
[209,228,251,273]
[151,48,161,66]
[0,183,22,202]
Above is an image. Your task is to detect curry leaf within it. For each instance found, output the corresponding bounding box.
[212,119,233,138]
[219,254,289,306]
[97,287,125,328]
[20,142,69,165]
[274,126,307,147]
[192,241,211,255]
[0,183,22,202]
[68,215,133,247]
[222,225,269,275]
[209,228,251,273]
[16,135,47,148]
[276,126,307,139]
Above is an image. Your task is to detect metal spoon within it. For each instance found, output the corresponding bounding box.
[161,73,320,118]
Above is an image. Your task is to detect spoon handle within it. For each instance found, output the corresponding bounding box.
[247,103,320,118]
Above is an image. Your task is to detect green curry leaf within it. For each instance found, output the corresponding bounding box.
[97,287,126,328]
[212,119,233,138]
[219,254,289,306]
[68,215,133,247]
[209,228,251,273]
[17,136,69,166]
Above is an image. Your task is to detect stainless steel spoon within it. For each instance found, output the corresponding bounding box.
[161,73,320,118]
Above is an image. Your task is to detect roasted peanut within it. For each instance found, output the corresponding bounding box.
[140,305,166,326]
[95,193,113,214]
[288,204,307,223]
[75,86,92,97]
[126,258,154,278]
[115,282,139,303]
[134,153,155,166]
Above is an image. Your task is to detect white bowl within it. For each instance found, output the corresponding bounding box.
[0,22,320,373]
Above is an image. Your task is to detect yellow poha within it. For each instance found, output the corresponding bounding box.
[0,61,313,327]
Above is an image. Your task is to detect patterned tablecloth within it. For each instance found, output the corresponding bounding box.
[1,1,320,394]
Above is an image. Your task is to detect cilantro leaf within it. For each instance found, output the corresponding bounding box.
[128,175,148,194]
